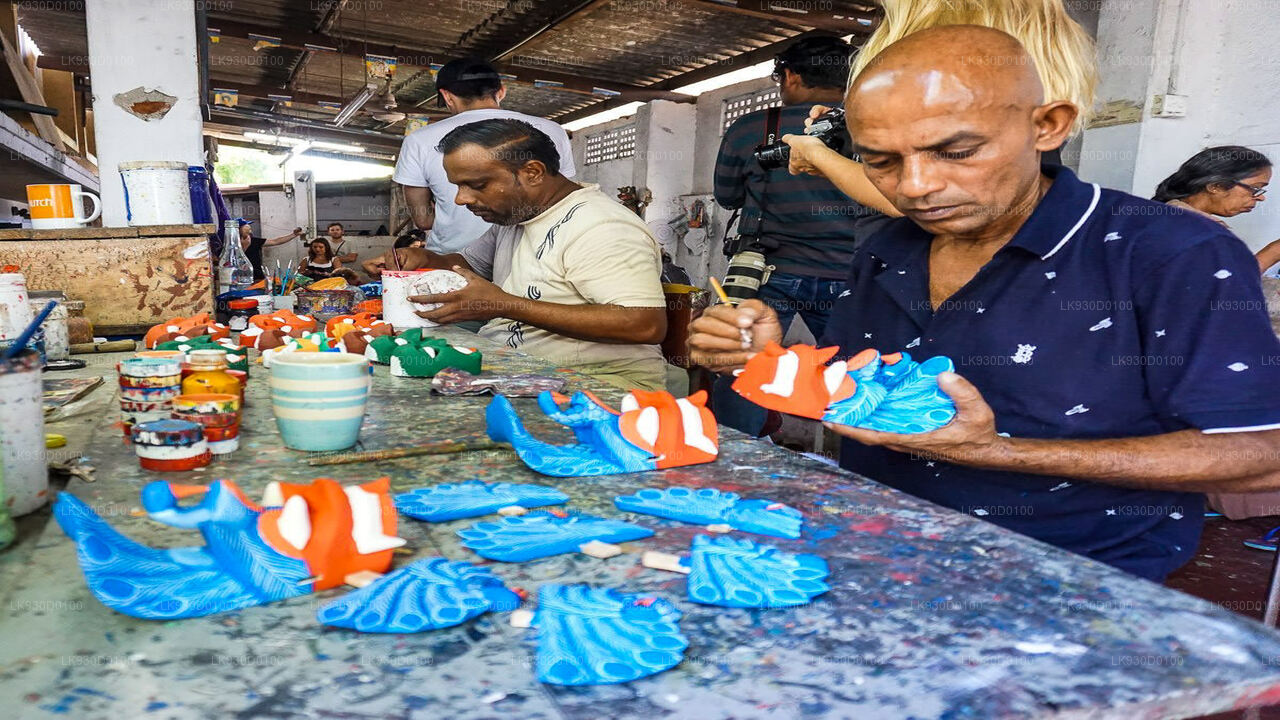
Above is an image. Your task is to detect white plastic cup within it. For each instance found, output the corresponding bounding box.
[0,349,47,516]
[0,273,33,343]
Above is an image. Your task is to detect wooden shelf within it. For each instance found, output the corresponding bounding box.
[0,110,98,200]
[0,224,215,241]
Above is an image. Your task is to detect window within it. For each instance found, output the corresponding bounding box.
[722,88,781,132]
[584,124,637,165]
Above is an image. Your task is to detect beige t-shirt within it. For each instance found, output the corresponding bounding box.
[461,183,667,391]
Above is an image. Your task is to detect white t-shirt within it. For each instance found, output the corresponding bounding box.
[393,108,577,254]
[460,183,667,391]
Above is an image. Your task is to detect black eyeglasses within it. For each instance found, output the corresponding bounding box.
[771,61,788,83]
[1235,182,1268,198]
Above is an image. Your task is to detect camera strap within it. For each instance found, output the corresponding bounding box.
[740,107,782,241]
[764,106,781,145]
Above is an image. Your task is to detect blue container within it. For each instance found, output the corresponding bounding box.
[269,354,371,451]
[188,166,213,225]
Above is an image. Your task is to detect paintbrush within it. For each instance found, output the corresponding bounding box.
[708,276,752,348]
[3,300,57,360]
[708,276,732,306]
[306,440,507,466]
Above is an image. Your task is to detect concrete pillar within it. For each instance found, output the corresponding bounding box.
[84,0,204,227]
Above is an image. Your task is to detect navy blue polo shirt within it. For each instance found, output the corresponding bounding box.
[823,165,1280,581]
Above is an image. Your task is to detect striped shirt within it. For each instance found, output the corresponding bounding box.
[714,103,889,279]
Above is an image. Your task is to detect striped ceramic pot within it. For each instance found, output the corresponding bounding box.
[269,353,371,451]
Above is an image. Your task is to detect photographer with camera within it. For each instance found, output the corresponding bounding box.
[711,35,890,435]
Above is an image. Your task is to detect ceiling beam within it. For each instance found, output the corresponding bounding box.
[673,0,881,35]
[199,17,693,104]
[206,132,396,163]
[208,107,403,148]
[210,80,450,116]
[552,29,834,124]
[27,64,452,122]
[406,0,613,110]
[31,17,690,105]
[285,0,349,90]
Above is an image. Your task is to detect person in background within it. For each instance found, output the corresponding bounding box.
[238,219,304,281]
[370,119,667,391]
[781,0,1097,214]
[392,58,576,255]
[688,26,1280,582]
[325,222,359,264]
[715,35,890,343]
[1153,146,1280,533]
[394,233,426,250]
[712,35,891,436]
[361,234,427,280]
[302,238,344,279]
[1153,147,1277,272]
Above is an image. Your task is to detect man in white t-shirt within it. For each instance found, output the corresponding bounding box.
[368,118,667,391]
[392,58,576,254]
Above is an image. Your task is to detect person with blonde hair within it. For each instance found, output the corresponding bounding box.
[784,0,1099,216]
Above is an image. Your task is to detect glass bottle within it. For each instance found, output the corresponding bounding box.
[218,220,254,293]
[182,348,242,396]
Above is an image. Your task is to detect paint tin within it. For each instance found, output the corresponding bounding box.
[381,270,465,331]
[293,288,359,322]
[29,291,68,361]
[119,160,194,226]
[118,356,183,435]
[249,294,275,315]
[172,394,241,456]
[130,419,210,471]
[0,349,48,516]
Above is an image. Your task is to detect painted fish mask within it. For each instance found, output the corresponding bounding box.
[486,389,718,477]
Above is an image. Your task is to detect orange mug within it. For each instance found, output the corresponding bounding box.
[26,184,101,229]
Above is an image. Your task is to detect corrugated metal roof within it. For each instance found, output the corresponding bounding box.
[16,0,880,133]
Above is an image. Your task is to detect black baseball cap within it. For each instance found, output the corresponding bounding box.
[435,58,503,107]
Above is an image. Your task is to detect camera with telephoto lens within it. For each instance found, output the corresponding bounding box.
[716,239,773,301]
[753,107,847,171]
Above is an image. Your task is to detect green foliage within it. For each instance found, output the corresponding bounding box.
[214,146,275,185]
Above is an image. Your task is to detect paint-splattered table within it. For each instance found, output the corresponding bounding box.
[4,327,1280,719]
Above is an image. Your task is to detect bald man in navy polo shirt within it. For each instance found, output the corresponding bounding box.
[689,26,1280,582]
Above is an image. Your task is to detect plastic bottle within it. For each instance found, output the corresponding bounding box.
[218,220,254,293]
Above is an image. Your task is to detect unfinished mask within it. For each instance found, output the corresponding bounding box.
[396,480,568,522]
[457,510,653,562]
[646,534,830,609]
[486,389,718,477]
[54,477,404,620]
[732,343,956,433]
[526,584,687,686]
[144,313,229,349]
[363,328,481,378]
[316,557,520,633]
[614,486,803,539]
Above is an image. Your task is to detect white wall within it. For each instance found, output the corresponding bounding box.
[84,0,204,226]
[569,113,645,194]
[1081,0,1280,250]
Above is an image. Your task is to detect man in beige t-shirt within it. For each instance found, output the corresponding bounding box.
[364,118,668,391]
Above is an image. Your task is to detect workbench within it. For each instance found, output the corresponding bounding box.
[4,327,1280,719]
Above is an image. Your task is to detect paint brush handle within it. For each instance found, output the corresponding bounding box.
[708,276,733,306]
[3,299,57,360]
[306,440,506,466]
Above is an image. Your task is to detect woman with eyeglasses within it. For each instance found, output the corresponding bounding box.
[1153,145,1280,533]
[1153,145,1276,272]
